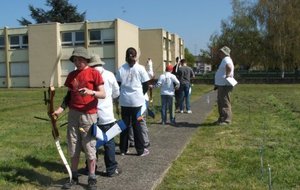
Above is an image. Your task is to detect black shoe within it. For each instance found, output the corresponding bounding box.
[61,177,78,189]
[87,178,97,190]
[108,168,122,177]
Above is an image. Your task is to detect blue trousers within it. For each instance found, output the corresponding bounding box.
[161,95,175,123]
[98,122,118,175]
[179,83,191,111]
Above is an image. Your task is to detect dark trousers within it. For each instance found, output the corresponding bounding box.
[98,122,118,175]
[120,106,144,155]
[174,90,180,110]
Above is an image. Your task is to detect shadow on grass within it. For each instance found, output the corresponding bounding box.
[25,155,66,173]
[0,165,53,187]
[198,121,227,127]
[0,155,71,188]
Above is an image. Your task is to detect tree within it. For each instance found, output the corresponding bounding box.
[184,48,195,67]
[18,0,86,25]
[255,0,300,75]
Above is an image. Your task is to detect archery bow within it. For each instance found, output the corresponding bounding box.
[45,50,72,182]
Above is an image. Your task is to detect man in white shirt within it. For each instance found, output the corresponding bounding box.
[116,47,150,156]
[214,46,235,125]
[89,54,121,177]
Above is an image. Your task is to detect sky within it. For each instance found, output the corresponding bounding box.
[0,0,233,55]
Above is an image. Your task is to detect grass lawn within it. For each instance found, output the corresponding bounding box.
[157,84,300,190]
[0,84,299,189]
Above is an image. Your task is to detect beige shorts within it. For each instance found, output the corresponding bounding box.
[67,109,97,160]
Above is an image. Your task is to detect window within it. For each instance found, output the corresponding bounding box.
[89,30,101,45]
[61,61,76,76]
[0,36,4,49]
[61,31,85,46]
[89,29,115,45]
[0,63,6,77]
[102,29,115,44]
[9,35,28,49]
[10,62,29,77]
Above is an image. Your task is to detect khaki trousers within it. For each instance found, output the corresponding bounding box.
[217,86,233,123]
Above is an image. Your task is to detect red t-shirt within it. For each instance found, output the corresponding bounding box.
[65,67,104,114]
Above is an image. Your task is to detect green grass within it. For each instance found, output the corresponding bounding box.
[0,88,78,190]
[1,84,299,189]
[157,84,300,190]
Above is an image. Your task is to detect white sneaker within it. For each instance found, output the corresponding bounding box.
[139,148,149,157]
[180,110,184,113]
[187,110,192,114]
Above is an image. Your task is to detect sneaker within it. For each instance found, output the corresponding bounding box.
[120,150,129,156]
[187,110,192,114]
[180,110,184,113]
[61,177,78,189]
[87,178,97,190]
[108,168,122,177]
[161,121,166,125]
[219,122,230,126]
[139,148,150,157]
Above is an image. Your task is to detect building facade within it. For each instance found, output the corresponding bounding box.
[0,18,184,88]
[139,29,184,77]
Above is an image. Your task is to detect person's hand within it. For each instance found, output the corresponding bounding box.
[52,107,64,119]
[78,88,94,96]
[149,84,154,89]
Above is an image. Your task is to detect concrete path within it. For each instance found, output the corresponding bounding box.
[48,91,217,190]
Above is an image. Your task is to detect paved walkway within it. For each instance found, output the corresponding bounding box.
[48,91,217,190]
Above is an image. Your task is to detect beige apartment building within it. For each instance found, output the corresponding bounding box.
[0,18,184,88]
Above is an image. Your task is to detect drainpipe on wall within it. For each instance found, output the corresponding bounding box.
[84,20,89,49]
[4,26,10,88]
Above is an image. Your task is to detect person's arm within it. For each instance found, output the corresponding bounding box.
[190,68,195,78]
[52,90,71,117]
[112,78,120,99]
[94,84,106,99]
[78,84,106,99]
[225,63,233,78]
[60,90,71,109]
[173,75,180,90]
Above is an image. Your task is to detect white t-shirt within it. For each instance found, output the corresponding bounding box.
[95,66,120,125]
[156,72,180,96]
[215,56,234,86]
[116,62,150,107]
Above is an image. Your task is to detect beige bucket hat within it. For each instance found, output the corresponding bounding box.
[69,47,91,62]
[89,54,105,67]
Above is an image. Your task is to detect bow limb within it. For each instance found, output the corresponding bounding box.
[47,50,72,182]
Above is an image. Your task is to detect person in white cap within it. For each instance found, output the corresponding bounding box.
[53,47,106,190]
[88,54,121,177]
[214,46,235,125]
